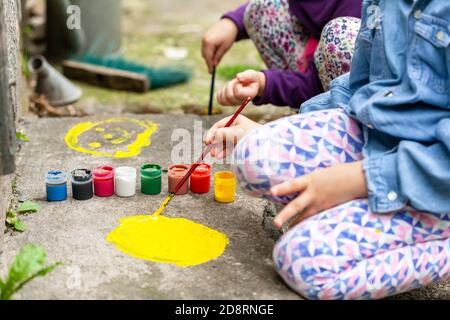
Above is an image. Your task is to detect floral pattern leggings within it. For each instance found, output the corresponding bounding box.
[244,0,361,90]
[233,109,450,299]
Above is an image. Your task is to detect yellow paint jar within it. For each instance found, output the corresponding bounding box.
[214,171,236,203]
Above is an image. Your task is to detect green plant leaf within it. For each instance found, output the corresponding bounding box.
[13,220,26,232]
[5,210,26,232]
[15,131,29,142]
[17,201,40,214]
[6,209,17,222]
[0,245,60,300]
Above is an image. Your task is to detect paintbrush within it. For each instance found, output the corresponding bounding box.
[207,66,216,115]
[153,96,253,216]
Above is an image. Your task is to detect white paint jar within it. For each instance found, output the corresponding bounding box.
[114,167,137,197]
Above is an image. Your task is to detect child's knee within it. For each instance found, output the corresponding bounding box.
[321,17,361,41]
[244,0,272,31]
[232,127,297,203]
[272,225,339,300]
[318,17,361,59]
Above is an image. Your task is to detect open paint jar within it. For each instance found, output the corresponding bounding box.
[45,170,68,202]
[168,164,189,195]
[93,166,115,197]
[115,166,137,198]
[190,163,211,194]
[214,171,236,203]
[71,169,93,201]
[140,164,162,195]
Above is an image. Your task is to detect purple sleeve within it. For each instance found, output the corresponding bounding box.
[222,3,249,41]
[253,57,324,108]
[288,0,362,39]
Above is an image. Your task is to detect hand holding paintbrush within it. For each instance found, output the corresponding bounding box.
[153,97,254,216]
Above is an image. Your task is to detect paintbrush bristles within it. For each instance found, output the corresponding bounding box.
[153,193,175,216]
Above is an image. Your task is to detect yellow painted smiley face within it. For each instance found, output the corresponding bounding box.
[65,118,158,158]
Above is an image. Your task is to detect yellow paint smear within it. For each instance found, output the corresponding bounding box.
[106,215,229,267]
[153,193,174,217]
[89,142,102,148]
[65,118,158,158]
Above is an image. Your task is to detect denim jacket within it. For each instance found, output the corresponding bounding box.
[301,0,450,214]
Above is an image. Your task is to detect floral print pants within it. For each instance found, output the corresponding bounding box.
[244,0,361,90]
[233,109,450,299]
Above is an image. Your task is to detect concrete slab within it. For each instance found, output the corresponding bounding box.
[2,114,448,300]
[1,114,299,300]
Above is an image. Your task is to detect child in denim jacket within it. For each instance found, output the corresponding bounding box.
[206,0,450,299]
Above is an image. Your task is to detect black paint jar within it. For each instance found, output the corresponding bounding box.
[71,169,94,201]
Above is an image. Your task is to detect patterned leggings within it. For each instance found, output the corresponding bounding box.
[244,0,361,90]
[233,109,450,300]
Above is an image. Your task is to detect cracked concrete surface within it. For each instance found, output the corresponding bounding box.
[1,114,300,300]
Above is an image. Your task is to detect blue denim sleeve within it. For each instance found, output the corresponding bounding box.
[364,118,450,214]
[300,73,352,113]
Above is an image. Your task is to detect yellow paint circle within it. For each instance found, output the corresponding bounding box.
[106,215,229,267]
[65,118,158,158]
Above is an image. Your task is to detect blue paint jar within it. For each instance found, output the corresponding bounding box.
[45,170,68,202]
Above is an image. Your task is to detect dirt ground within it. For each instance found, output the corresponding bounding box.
[58,0,295,122]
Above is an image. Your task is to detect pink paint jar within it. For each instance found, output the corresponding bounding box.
[93,166,115,197]
[168,164,189,195]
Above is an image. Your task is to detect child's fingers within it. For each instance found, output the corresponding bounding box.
[205,116,233,144]
[224,80,242,105]
[217,88,230,106]
[236,70,258,84]
[273,192,312,228]
[213,127,241,145]
[213,44,228,67]
[234,82,258,100]
[288,207,316,228]
[205,128,217,145]
[201,42,215,73]
[271,177,309,196]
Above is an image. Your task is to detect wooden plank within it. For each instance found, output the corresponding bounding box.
[0,0,16,175]
[62,60,150,93]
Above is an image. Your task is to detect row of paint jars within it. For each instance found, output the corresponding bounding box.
[45,164,236,203]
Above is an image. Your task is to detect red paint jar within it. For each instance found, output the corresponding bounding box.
[93,166,115,197]
[190,163,212,194]
[168,164,189,195]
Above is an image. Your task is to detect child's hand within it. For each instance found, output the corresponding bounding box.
[217,70,266,106]
[205,115,261,159]
[202,19,239,73]
[271,162,368,228]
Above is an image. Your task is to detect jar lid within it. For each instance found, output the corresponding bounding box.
[71,169,92,182]
[214,171,235,180]
[140,164,162,179]
[192,163,211,176]
[45,170,68,185]
[115,166,137,178]
[93,166,114,180]
[168,164,189,177]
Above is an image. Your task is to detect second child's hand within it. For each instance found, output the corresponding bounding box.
[202,19,238,74]
[217,70,266,106]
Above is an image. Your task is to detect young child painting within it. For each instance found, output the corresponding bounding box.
[202,0,363,108]
[206,0,450,299]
